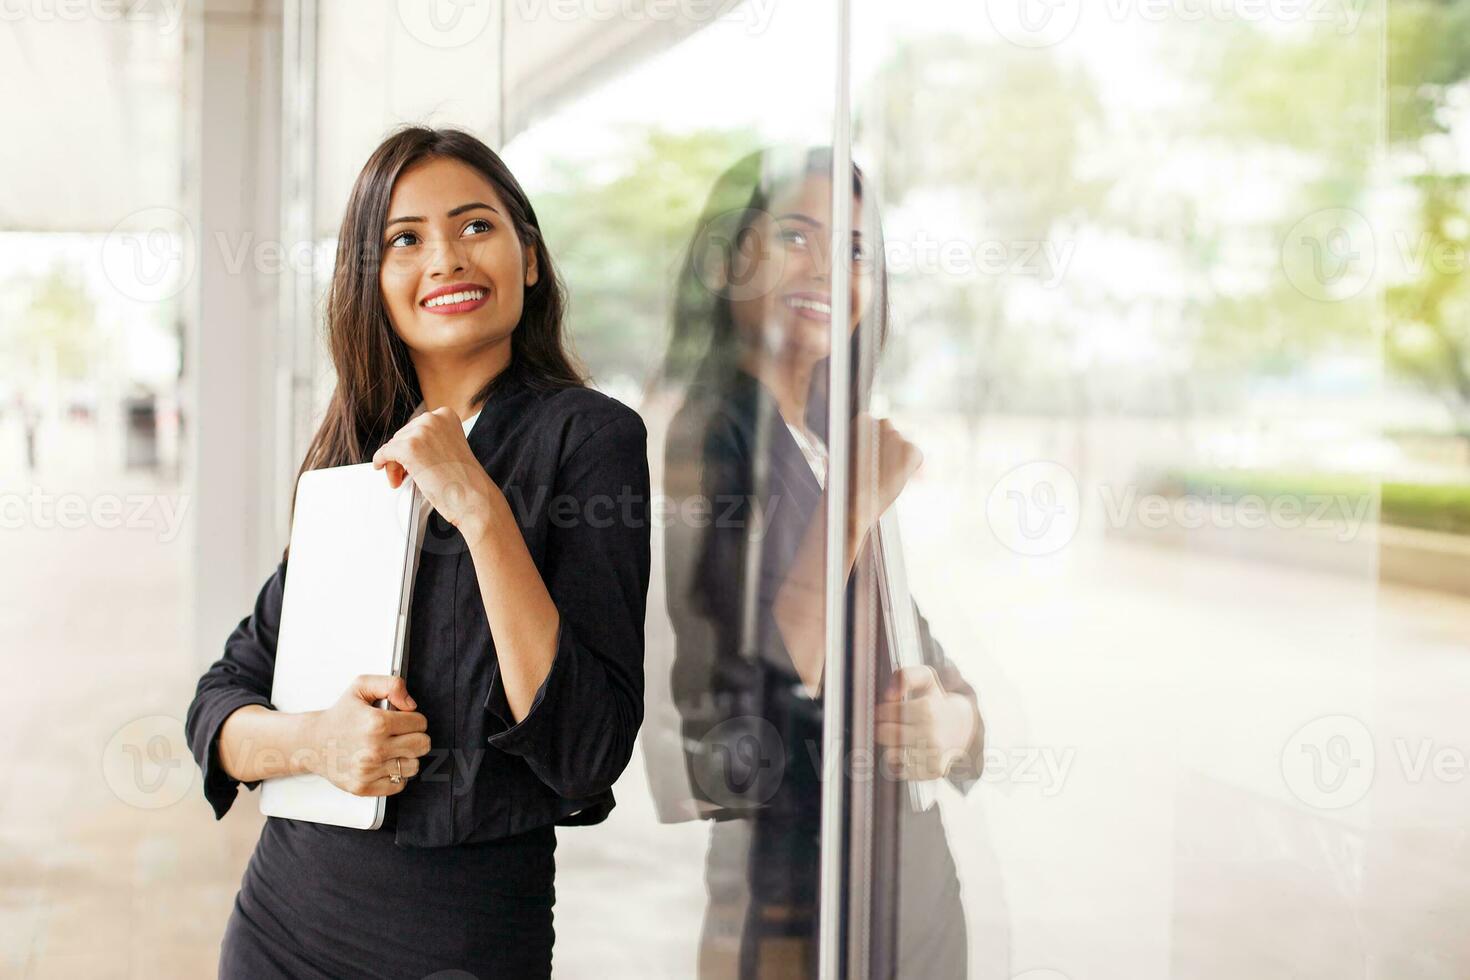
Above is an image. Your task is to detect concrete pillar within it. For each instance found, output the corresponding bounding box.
[184,0,284,668]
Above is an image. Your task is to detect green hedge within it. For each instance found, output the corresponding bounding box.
[1160,469,1470,536]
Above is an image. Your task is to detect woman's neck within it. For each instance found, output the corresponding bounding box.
[740,350,818,431]
[411,338,511,422]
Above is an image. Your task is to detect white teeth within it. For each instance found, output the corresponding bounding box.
[786,297,831,314]
[423,289,486,308]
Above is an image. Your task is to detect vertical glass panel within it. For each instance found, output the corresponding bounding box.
[500,7,842,975]
[299,3,508,510]
[313,1,504,239]
[850,2,1414,978]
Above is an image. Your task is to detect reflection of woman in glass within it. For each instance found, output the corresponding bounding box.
[660,148,985,978]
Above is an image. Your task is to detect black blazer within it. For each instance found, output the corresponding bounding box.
[185,372,652,847]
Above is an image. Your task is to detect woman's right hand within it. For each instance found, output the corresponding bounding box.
[849,414,923,539]
[305,674,430,796]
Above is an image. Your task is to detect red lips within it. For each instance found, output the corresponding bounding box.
[419,282,490,315]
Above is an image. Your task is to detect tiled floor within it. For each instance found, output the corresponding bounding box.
[1,421,710,980]
[8,416,1470,978]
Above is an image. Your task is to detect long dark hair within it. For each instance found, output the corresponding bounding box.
[285,126,583,555]
[660,146,889,434]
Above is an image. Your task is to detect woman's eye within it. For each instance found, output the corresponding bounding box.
[462,218,493,236]
[387,231,418,248]
[779,228,808,248]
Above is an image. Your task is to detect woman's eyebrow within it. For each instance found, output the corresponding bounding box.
[385,202,501,229]
[447,201,500,217]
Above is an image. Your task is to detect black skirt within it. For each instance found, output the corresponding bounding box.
[220,804,557,980]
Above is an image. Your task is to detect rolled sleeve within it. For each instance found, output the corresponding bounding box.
[482,414,651,801]
[483,618,563,747]
[184,560,285,820]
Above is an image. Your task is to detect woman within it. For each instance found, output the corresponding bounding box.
[184,126,650,979]
[659,147,986,978]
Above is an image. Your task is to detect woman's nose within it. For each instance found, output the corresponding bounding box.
[805,238,831,282]
[427,239,468,277]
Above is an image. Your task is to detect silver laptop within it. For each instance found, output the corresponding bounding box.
[260,462,432,830]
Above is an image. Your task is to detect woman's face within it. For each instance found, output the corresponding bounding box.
[727,173,874,366]
[377,156,537,357]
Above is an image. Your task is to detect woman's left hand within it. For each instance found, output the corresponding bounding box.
[875,665,978,781]
[371,407,501,536]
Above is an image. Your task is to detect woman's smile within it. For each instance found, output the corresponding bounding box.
[783,290,832,323]
[420,281,491,315]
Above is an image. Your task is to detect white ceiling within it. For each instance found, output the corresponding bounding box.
[0,0,734,236]
[314,0,731,237]
[0,18,183,234]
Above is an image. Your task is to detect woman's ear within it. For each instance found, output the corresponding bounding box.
[524,240,540,288]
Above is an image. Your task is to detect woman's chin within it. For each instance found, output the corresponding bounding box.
[407,316,510,352]
[795,324,832,361]
[767,313,828,355]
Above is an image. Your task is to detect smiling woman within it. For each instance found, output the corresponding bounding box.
[302,127,583,477]
[184,126,651,979]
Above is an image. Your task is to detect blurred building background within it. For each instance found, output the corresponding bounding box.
[3,0,1470,977]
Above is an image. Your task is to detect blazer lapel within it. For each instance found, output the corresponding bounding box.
[722,369,825,528]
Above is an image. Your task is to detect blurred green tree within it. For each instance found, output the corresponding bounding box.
[0,265,99,384]
[857,33,1103,430]
[1385,0,1470,438]
[525,127,758,390]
